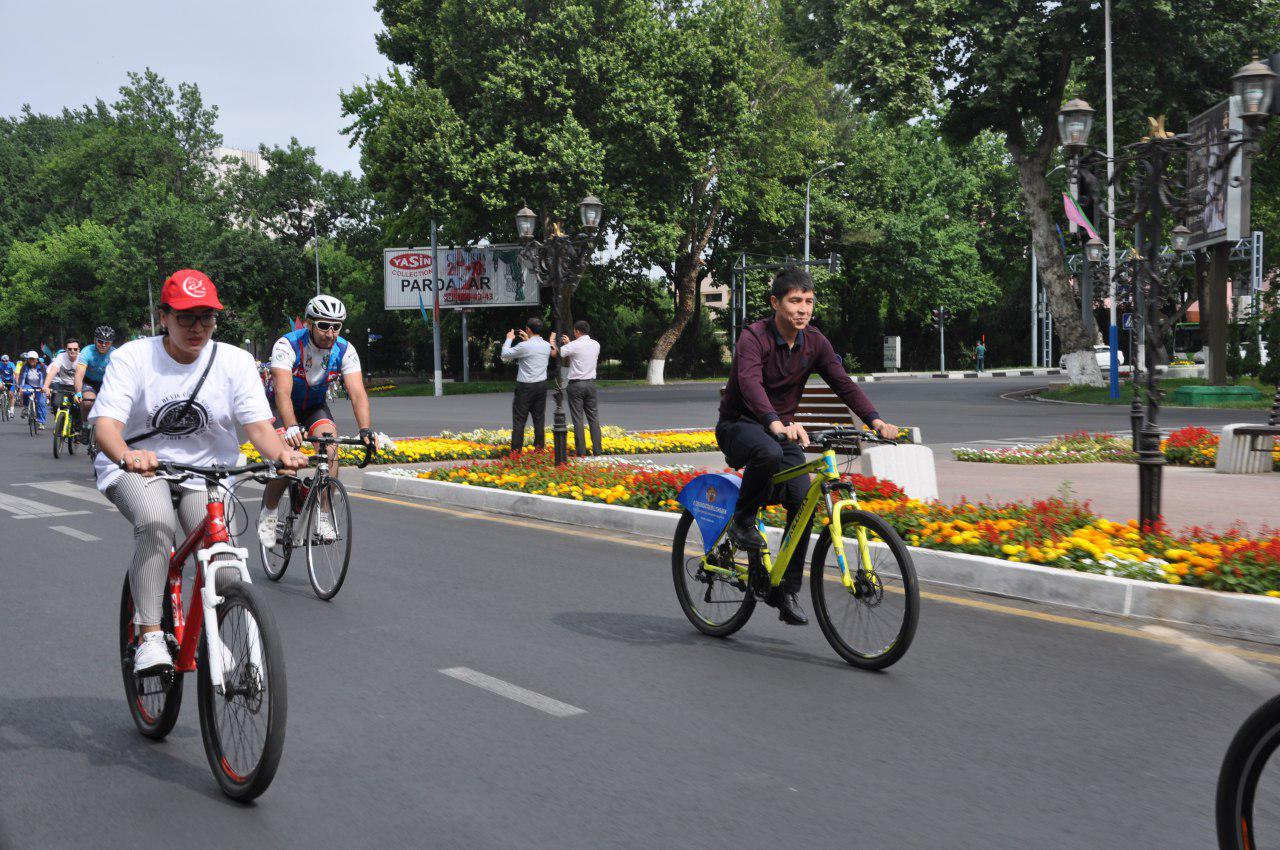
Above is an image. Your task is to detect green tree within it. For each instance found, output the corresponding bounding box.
[345,0,826,383]
[803,0,1278,384]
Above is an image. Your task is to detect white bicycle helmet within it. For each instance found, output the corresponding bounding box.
[25,351,38,360]
[305,295,347,322]
[0,354,8,362]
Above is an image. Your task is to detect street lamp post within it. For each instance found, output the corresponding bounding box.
[1054,59,1274,529]
[804,161,843,263]
[516,195,602,466]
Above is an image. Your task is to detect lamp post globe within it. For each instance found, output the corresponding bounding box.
[1057,98,1095,154]
[1170,224,1191,253]
[1232,58,1277,126]
[1085,236,1105,264]
[579,195,603,230]
[516,206,537,241]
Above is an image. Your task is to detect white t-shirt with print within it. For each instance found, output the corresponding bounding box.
[269,333,362,388]
[90,337,273,493]
[50,350,78,385]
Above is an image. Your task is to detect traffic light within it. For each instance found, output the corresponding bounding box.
[930,307,949,328]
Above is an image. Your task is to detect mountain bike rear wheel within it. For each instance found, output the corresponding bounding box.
[197,580,287,802]
[304,478,353,600]
[672,510,755,637]
[119,575,184,739]
[1217,693,1280,849]
[810,509,919,670]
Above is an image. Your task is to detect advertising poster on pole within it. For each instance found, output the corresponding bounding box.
[383,245,540,310]
[1186,99,1247,250]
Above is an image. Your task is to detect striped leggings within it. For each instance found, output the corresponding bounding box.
[106,473,215,626]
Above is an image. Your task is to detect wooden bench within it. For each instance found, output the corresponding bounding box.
[1215,383,1280,473]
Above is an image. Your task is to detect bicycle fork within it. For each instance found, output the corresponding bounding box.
[827,497,876,590]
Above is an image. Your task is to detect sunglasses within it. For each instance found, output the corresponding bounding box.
[313,321,342,332]
[172,312,219,329]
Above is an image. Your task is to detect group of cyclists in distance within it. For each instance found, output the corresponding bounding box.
[2,269,375,675]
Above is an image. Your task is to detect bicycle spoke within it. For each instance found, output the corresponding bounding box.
[213,598,270,780]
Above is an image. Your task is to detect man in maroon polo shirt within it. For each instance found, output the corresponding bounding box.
[717,267,899,625]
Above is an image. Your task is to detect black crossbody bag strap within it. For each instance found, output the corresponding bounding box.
[124,342,219,445]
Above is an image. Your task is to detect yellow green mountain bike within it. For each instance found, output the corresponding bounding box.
[672,426,919,670]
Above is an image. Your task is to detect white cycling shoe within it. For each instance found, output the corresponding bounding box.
[257,507,280,548]
[315,512,338,543]
[133,631,173,675]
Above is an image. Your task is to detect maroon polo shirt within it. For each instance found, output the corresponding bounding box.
[718,317,880,428]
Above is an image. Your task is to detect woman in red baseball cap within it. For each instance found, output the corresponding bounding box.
[89,269,309,675]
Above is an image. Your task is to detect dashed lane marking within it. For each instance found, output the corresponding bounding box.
[17,480,116,510]
[439,667,586,717]
[0,490,89,519]
[49,525,100,542]
[351,490,1280,667]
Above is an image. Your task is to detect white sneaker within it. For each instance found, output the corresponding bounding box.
[257,507,279,548]
[133,631,173,674]
[315,512,337,543]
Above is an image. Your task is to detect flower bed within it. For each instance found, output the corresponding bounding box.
[240,425,719,465]
[955,426,1280,470]
[401,453,1280,596]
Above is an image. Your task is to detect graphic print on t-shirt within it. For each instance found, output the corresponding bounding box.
[147,392,210,438]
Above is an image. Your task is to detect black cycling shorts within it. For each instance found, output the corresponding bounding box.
[82,378,103,394]
[270,400,336,437]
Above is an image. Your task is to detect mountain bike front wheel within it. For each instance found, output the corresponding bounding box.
[197,580,287,802]
[671,510,756,637]
[810,509,919,670]
[1217,693,1280,849]
[119,575,184,739]
[304,478,353,600]
[52,410,65,458]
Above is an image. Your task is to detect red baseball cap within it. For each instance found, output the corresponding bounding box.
[161,269,224,310]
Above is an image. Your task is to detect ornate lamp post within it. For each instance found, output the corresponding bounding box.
[516,195,602,465]
[1055,59,1273,529]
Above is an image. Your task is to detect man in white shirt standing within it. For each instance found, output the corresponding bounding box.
[500,316,553,453]
[552,320,602,456]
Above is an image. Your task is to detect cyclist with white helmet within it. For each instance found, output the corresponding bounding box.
[258,294,374,546]
[0,355,14,417]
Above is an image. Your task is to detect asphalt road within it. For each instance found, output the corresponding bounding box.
[354,377,1260,448]
[1,416,1277,848]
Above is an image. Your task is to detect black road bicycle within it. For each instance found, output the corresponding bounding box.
[256,436,375,600]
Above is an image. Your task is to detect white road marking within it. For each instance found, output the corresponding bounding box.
[18,480,116,510]
[49,525,100,542]
[0,491,86,519]
[439,667,586,718]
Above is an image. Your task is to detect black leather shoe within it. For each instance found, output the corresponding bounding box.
[727,518,765,550]
[777,592,808,626]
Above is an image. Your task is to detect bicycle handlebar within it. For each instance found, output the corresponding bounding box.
[117,458,296,480]
[774,426,900,448]
[305,435,378,469]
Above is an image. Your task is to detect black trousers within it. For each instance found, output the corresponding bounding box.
[566,379,601,455]
[511,380,547,452]
[715,417,814,593]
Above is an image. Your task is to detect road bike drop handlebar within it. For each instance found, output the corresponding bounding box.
[305,435,378,469]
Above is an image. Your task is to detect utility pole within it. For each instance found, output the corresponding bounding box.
[430,220,443,398]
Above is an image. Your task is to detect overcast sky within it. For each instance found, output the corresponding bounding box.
[0,0,391,174]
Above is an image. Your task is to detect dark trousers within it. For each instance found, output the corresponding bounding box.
[566,379,602,456]
[715,417,814,593]
[511,380,547,452]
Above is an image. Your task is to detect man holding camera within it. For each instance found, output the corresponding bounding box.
[501,317,553,453]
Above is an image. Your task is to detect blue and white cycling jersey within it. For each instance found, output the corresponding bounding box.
[269,328,361,411]
[17,362,46,388]
[0,361,14,384]
[78,344,115,383]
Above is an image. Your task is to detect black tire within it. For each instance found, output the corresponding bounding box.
[257,483,296,581]
[672,510,756,637]
[304,478,353,600]
[1,393,9,422]
[66,418,76,455]
[87,426,99,461]
[119,575,184,739]
[810,509,919,670]
[52,410,64,458]
[197,580,287,802]
[1216,693,1280,849]
[28,399,38,436]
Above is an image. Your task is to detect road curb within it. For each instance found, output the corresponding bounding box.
[363,472,1280,645]
[848,368,1063,383]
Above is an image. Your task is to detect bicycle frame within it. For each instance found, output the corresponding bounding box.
[160,484,259,694]
[700,447,875,592]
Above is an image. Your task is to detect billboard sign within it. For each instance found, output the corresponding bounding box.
[383,245,540,310]
[1186,99,1247,250]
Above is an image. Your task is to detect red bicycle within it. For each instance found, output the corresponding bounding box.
[119,458,295,801]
